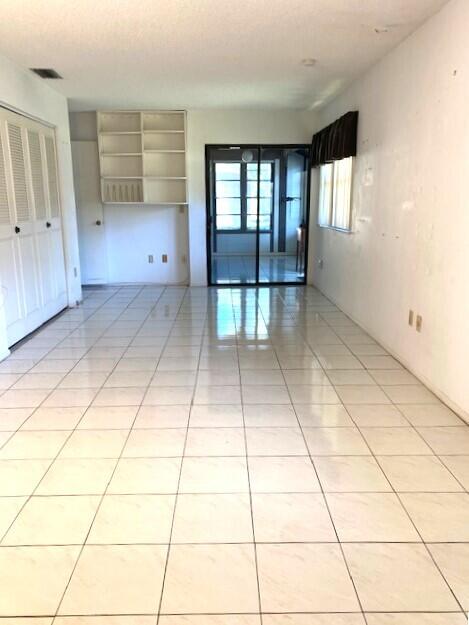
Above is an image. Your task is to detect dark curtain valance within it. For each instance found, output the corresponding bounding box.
[311,111,358,167]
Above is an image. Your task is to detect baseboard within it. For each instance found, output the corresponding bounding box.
[83,281,190,287]
[311,282,469,426]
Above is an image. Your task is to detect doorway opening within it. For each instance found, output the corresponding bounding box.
[205,144,311,285]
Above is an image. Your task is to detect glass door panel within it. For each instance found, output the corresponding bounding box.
[258,147,310,284]
[207,147,259,284]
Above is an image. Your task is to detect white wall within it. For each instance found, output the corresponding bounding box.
[104,205,188,284]
[0,53,81,358]
[70,112,189,286]
[186,109,317,285]
[309,0,469,418]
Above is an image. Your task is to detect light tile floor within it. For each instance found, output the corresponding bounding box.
[0,285,467,623]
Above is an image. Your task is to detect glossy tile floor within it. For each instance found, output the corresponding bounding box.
[211,255,303,283]
[0,285,468,624]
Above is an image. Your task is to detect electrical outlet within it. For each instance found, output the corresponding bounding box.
[148,255,154,264]
[318,259,324,269]
[73,267,78,278]
[416,315,423,332]
[408,310,414,326]
[162,254,168,263]
[181,255,187,264]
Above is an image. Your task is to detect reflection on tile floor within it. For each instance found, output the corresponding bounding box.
[211,254,303,283]
[0,284,468,622]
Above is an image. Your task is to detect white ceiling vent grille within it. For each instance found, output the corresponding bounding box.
[0,133,11,225]
[7,123,30,223]
[28,130,46,219]
[45,136,59,217]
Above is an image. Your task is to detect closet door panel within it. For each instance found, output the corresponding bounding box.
[0,121,23,344]
[7,123,41,329]
[43,133,67,309]
[35,230,55,306]
[0,238,23,344]
[44,135,60,218]
[49,228,67,303]
[16,234,41,320]
[27,129,47,220]
[0,124,11,230]
[0,110,68,347]
[7,123,32,227]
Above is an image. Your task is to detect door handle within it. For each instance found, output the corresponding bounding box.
[95,220,102,226]
[46,222,51,228]
[14,226,20,234]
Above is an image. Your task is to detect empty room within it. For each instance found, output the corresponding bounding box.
[0,0,468,622]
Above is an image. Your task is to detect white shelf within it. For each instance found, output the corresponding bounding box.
[100,152,142,156]
[100,131,141,135]
[97,110,187,205]
[144,150,185,154]
[143,130,185,134]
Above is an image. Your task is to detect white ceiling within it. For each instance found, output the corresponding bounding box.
[0,0,448,112]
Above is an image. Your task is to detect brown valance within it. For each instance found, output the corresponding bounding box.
[311,111,358,167]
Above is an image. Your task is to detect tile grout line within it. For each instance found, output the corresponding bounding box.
[310,295,468,617]
[260,288,370,624]
[236,287,264,625]
[155,288,206,624]
[49,284,166,622]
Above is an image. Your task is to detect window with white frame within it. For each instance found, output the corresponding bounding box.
[318,157,353,231]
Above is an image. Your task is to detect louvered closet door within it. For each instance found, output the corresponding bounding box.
[28,128,56,312]
[43,134,67,305]
[0,107,67,347]
[7,120,42,342]
[0,121,23,340]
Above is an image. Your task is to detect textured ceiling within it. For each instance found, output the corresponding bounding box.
[0,0,448,111]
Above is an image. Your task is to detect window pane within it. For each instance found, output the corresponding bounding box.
[216,180,240,197]
[247,180,272,197]
[332,157,352,230]
[246,214,257,230]
[247,198,271,215]
[247,163,272,180]
[215,162,240,180]
[246,214,271,231]
[318,163,333,226]
[258,215,271,230]
[217,215,241,230]
[215,198,241,215]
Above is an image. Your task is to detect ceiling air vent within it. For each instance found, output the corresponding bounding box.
[30,68,62,79]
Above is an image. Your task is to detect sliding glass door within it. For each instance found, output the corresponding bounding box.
[206,144,311,285]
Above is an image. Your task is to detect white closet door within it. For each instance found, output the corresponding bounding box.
[27,128,55,311]
[0,123,23,340]
[43,134,67,307]
[6,121,42,341]
[0,108,68,347]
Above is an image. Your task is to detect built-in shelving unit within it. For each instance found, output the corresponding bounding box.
[97,110,187,204]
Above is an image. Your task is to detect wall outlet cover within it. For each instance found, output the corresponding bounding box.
[416,315,423,332]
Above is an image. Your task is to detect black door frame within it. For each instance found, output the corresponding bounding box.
[205,143,312,286]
